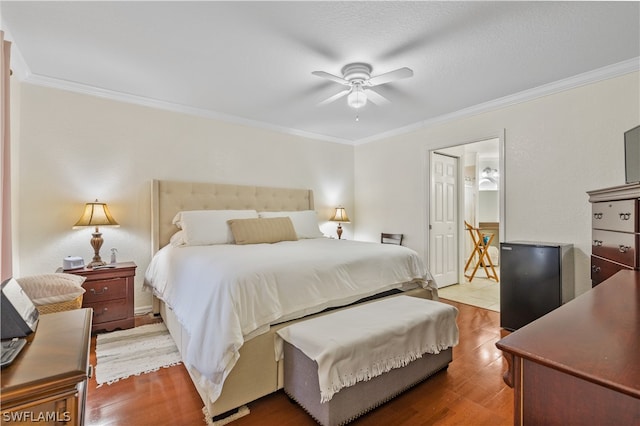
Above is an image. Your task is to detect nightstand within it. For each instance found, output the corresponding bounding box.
[58,262,136,333]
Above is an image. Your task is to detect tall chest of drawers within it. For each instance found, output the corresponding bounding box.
[587,183,640,286]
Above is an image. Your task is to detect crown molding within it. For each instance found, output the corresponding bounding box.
[15,56,640,147]
[354,57,640,145]
[21,73,354,146]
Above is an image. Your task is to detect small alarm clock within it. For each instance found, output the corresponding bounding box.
[62,256,85,271]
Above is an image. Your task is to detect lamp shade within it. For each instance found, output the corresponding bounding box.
[73,200,119,228]
[330,207,350,223]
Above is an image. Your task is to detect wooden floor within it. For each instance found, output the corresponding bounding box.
[86,299,513,425]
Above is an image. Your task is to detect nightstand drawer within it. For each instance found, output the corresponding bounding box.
[86,299,129,323]
[83,278,128,303]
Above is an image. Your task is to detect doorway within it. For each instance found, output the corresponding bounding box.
[428,135,504,311]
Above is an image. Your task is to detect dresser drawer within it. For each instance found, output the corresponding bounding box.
[85,299,129,323]
[592,200,638,232]
[591,255,633,286]
[83,278,128,303]
[592,229,639,267]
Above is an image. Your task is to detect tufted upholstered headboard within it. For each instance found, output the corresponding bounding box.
[152,180,314,251]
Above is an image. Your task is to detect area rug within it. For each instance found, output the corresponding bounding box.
[95,322,182,386]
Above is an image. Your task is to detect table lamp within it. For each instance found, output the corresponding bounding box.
[73,200,119,268]
[330,207,350,239]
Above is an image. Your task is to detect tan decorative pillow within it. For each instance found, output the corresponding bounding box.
[16,273,86,305]
[227,217,298,245]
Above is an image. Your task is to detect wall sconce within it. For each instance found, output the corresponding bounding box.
[479,167,499,191]
[329,207,350,239]
[73,200,119,268]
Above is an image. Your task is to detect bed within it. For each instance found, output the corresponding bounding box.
[144,180,439,419]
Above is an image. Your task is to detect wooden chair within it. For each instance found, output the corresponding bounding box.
[381,233,403,245]
[464,221,499,282]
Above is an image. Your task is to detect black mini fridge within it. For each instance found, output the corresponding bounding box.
[500,241,574,331]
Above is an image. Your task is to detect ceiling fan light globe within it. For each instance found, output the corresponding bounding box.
[347,86,367,109]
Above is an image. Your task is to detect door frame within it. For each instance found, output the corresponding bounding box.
[424,129,506,286]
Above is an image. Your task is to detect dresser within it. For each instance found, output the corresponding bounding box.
[59,262,136,333]
[496,270,640,425]
[1,309,92,426]
[587,183,640,286]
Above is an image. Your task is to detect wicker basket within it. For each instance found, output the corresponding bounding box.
[36,295,84,315]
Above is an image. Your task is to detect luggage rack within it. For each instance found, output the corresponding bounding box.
[464,221,499,282]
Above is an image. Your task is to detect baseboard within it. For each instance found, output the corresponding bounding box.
[134,305,153,316]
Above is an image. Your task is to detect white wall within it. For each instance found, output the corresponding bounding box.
[478,191,499,222]
[10,72,639,308]
[12,83,354,311]
[354,72,640,297]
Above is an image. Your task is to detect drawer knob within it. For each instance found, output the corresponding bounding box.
[95,307,108,316]
[619,212,631,220]
[593,213,603,219]
[619,245,630,253]
[593,240,603,246]
[90,286,109,295]
[592,265,601,273]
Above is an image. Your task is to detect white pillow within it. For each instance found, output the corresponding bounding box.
[169,230,186,247]
[172,209,258,245]
[258,210,324,239]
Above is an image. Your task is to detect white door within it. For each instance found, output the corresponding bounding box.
[429,153,458,287]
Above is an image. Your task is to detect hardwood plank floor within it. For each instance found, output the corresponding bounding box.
[86,299,513,425]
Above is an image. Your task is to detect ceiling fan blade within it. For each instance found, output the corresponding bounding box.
[367,67,414,86]
[317,88,351,106]
[364,88,390,106]
[312,71,350,86]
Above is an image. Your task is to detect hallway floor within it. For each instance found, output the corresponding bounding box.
[438,272,500,312]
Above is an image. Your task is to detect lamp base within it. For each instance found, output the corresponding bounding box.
[89,229,106,268]
[88,259,107,269]
[336,224,343,239]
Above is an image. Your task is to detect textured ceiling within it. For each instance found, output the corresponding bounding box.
[1,1,639,144]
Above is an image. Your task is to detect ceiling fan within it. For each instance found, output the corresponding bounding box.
[312,62,413,109]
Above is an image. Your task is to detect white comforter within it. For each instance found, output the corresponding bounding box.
[144,238,434,403]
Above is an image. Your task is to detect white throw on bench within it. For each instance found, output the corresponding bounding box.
[275,295,459,425]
